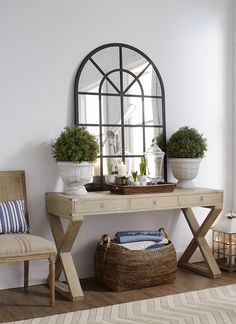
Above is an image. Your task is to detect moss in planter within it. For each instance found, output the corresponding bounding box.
[52,125,99,163]
[167,126,207,158]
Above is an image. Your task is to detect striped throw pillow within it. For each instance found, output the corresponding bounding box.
[0,200,28,234]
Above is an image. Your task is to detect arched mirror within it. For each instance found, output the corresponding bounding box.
[74,43,167,190]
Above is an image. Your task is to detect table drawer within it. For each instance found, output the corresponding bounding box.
[130,196,178,210]
[178,193,223,206]
[74,199,129,214]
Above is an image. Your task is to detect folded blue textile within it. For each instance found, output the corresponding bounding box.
[115,230,163,237]
[113,230,163,244]
[145,243,166,249]
[113,235,163,243]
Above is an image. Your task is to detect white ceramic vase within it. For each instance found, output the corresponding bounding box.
[57,161,94,195]
[138,175,147,186]
[169,158,201,189]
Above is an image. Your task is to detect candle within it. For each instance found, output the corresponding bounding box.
[94,162,100,176]
[118,162,126,177]
[232,245,236,265]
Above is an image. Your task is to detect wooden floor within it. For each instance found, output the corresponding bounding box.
[0,268,236,323]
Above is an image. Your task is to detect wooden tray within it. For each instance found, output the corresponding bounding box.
[108,182,176,195]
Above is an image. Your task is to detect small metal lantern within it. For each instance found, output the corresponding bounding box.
[212,211,236,272]
[144,142,165,184]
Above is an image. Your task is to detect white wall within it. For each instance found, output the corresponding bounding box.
[233,1,236,211]
[0,0,234,288]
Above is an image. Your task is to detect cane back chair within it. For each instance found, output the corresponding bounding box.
[0,171,56,306]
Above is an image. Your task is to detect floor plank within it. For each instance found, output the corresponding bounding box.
[0,267,235,323]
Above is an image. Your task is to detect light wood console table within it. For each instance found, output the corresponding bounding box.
[46,187,223,301]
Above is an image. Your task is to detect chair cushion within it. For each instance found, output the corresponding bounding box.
[0,200,28,233]
[0,234,56,256]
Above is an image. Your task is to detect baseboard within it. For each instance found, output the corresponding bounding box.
[0,249,205,289]
[0,262,48,290]
[176,250,203,263]
[78,249,205,279]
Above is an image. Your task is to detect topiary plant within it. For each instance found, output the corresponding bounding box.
[167,126,207,158]
[52,125,99,163]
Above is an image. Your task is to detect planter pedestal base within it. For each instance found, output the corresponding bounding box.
[176,179,195,189]
[64,184,87,195]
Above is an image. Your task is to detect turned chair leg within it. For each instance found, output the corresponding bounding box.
[24,261,29,291]
[49,256,55,307]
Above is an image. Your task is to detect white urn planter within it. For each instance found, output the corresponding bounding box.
[169,158,201,189]
[57,162,94,195]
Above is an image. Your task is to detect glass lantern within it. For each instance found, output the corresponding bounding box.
[144,142,165,184]
[212,211,236,272]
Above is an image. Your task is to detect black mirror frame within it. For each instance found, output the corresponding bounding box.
[74,43,167,190]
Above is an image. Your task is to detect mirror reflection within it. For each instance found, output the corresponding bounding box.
[74,43,167,189]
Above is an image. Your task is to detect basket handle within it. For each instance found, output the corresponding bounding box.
[159,227,169,240]
[99,234,111,247]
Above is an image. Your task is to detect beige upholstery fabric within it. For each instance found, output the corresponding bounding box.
[0,172,56,306]
[0,234,56,256]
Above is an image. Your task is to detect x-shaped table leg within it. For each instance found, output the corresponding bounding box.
[178,206,222,278]
[47,213,84,301]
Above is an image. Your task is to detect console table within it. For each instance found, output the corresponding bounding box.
[46,187,223,301]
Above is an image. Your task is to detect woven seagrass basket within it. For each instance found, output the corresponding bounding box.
[94,230,177,291]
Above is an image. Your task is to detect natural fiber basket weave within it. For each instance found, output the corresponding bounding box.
[94,230,177,291]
